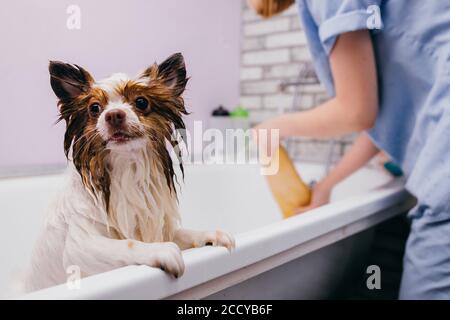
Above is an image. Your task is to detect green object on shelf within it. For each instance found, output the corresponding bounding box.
[230,106,249,118]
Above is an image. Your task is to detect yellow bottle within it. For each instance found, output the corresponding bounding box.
[265,145,311,218]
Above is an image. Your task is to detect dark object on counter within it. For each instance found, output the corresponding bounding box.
[211,105,230,117]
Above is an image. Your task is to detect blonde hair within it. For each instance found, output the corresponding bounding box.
[252,0,295,18]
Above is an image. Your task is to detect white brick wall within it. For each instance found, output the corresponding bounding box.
[244,18,290,36]
[240,67,263,81]
[242,37,265,51]
[240,1,323,112]
[291,46,312,61]
[264,63,302,79]
[241,80,280,95]
[239,0,352,162]
[265,31,307,48]
[239,96,262,110]
[242,49,290,66]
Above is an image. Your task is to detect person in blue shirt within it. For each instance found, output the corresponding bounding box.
[249,0,450,299]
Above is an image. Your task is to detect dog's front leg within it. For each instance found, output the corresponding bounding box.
[64,225,185,278]
[173,228,235,251]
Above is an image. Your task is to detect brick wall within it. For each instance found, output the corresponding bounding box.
[239,1,353,163]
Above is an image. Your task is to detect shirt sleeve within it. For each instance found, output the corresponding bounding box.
[305,0,383,54]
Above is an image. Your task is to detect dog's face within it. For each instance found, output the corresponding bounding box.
[49,53,188,206]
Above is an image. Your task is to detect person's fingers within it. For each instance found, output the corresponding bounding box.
[295,205,316,214]
[295,199,332,214]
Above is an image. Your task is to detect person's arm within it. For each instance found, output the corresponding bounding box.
[296,132,380,213]
[254,30,378,140]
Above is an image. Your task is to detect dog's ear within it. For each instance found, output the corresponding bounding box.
[158,53,188,96]
[142,53,188,96]
[49,61,93,101]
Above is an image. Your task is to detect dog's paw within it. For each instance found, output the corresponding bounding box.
[197,230,236,252]
[151,242,185,278]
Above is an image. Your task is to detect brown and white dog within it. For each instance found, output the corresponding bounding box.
[24,53,234,292]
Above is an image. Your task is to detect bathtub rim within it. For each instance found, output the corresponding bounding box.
[21,178,414,300]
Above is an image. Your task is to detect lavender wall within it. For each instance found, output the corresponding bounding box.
[0,0,241,167]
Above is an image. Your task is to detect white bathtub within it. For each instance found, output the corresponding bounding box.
[0,162,414,299]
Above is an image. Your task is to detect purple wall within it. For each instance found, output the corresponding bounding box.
[0,0,241,167]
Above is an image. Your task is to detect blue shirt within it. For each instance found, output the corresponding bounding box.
[297,0,450,212]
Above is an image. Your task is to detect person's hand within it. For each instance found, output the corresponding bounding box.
[295,181,332,214]
[375,151,390,166]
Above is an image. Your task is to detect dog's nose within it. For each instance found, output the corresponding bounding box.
[105,109,126,128]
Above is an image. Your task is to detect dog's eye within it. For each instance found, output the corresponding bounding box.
[89,103,102,117]
[135,97,149,112]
